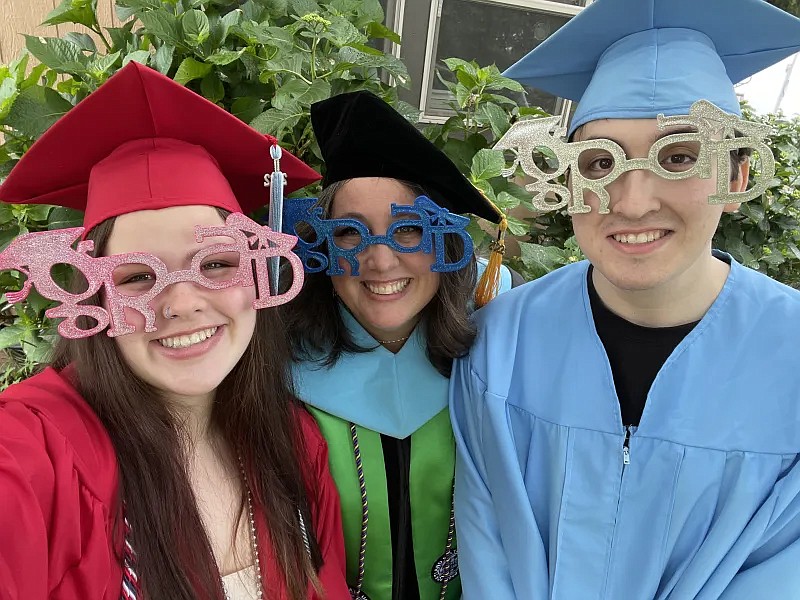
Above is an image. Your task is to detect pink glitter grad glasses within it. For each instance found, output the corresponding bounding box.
[0,212,303,339]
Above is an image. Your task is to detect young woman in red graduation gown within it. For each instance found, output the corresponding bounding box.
[0,63,350,600]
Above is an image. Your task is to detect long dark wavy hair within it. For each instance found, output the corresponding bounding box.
[283,179,477,377]
[50,212,323,600]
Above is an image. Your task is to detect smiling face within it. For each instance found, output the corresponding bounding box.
[104,205,257,403]
[570,118,747,300]
[328,177,440,342]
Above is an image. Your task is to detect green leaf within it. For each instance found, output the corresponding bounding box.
[152,44,175,74]
[475,102,510,138]
[272,79,309,109]
[122,50,151,67]
[24,204,53,222]
[43,0,98,29]
[63,32,97,53]
[22,334,53,364]
[231,96,264,122]
[0,78,19,121]
[518,106,551,118]
[106,22,136,51]
[261,0,290,18]
[0,224,20,252]
[517,242,565,278]
[5,85,74,138]
[9,52,29,82]
[335,46,410,87]
[233,23,294,51]
[115,4,138,21]
[88,51,121,79]
[181,9,210,45]
[295,78,331,107]
[239,0,268,22]
[394,100,420,124]
[48,206,84,230]
[324,16,365,47]
[442,57,476,75]
[466,218,491,248]
[505,215,528,236]
[470,149,505,182]
[493,191,520,211]
[115,0,162,18]
[214,9,243,46]
[351,0,383,26]
[455,68,478,90]
[366,21,401,44]
[0,325,26,352]
[442,137,477,174]
[485,66,525,93]
[250,101,304,138]
[290,0,322,17]
[24,36,88,73]
[138,10,181,45]
[174,57,212,85]
[206,48,246,66]
[200,72,225,103]
[261,53,306,81]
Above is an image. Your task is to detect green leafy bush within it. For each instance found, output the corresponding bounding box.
[423,57,584,281]
[714,106,800,287]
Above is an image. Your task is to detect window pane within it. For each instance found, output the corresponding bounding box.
[425,0,573,117]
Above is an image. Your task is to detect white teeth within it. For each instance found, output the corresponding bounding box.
[363,279,411,295]
[613,230,666,244]
[158,327,217,348]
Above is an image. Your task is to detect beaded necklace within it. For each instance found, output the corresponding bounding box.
[120,456,314,600]
[346,423,458,600]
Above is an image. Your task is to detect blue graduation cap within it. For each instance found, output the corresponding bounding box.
[504,0,800,136]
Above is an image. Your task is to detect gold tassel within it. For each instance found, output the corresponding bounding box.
[474,215,508,308]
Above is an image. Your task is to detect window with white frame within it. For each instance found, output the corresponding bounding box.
[416,0,586,122]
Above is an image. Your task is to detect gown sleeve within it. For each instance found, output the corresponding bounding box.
[299,411,350,600]
[0,402,51,600]
[448,355,518,599]
[715,458,800,599]
[0,371,120,600]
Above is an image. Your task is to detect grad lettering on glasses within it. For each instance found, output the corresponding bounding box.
[283,195,475,276]
[495,100,775,215]
[0,212,304,339]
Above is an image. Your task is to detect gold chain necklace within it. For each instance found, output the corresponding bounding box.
[377,335,410,345]
[222,454,264,600]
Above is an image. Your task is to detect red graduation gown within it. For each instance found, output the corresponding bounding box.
[0,367,349,600]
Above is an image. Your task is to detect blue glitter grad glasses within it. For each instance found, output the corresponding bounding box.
[282,195,474,276]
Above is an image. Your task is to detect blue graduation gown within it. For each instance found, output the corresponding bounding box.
[450,257,800,599]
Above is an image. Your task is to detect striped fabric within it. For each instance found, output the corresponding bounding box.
[120,515,141,600]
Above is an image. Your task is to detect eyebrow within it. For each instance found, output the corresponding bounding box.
[332,211,420,221]
[332,212,368,221]
[182,239,236,263]
[580,126,699,155]
[651,126,698,143]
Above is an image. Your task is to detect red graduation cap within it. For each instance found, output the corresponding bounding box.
[0,62,320,233]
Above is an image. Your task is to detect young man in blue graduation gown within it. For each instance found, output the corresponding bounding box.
[449,1,800,598]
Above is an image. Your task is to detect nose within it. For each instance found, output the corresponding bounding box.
[359,241,400,273]
[608,168,661,220]
[158,281,208,321]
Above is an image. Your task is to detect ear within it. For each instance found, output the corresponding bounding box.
[723,157,750,214]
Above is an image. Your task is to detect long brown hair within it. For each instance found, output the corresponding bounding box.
[283,179,477,377]
[51,214,322,600]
